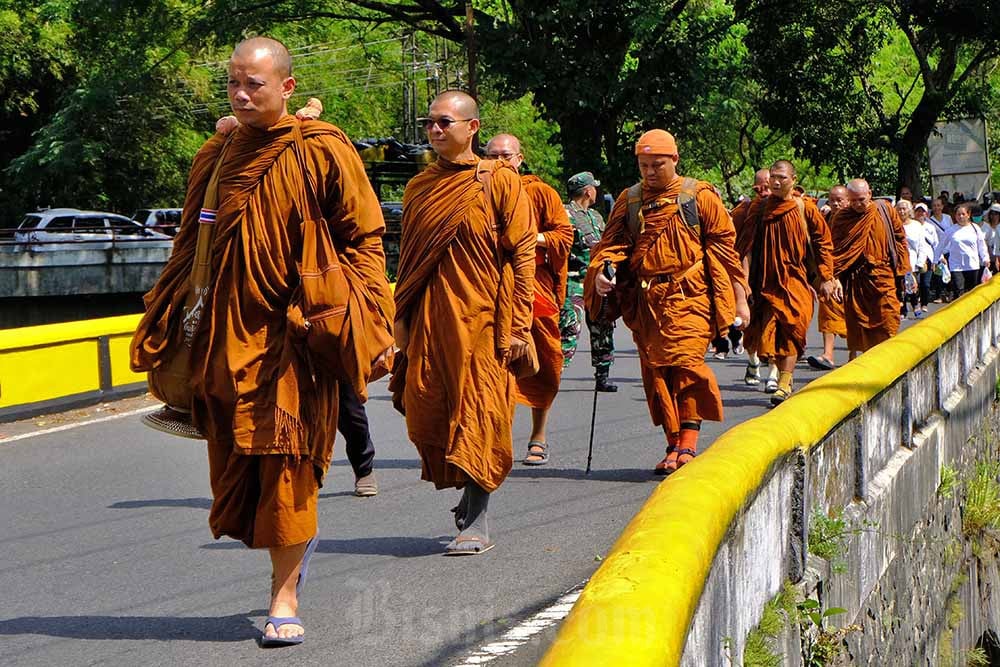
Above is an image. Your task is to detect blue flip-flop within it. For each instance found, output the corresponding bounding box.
[260,616,304,647]
[296,534,319,598]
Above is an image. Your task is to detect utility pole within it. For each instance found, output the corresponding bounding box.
[464,2,477,100]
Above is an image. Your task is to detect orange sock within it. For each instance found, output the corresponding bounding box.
[678,428,699,452]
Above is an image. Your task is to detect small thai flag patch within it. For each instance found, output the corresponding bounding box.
[199,208,217,225]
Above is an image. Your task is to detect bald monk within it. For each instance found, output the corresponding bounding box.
[831,179,911,359]
[737,160,838,405]
[808,185,850,370]
[130,37,393,645]
[390,91,535,554]
[484,133,573,466]
[731,168,772,386]
[586,130,750,474]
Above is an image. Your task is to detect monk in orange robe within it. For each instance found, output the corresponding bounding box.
[130,38,393,645]
[391,91,535,555]
[831,179,911,358]
[484,133,573,467]
[737,160,837,406]
[808,185,850,370]
[585,130,750,474]
[731,168,771,387]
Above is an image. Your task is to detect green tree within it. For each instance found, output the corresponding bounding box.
[739,0,1000,197]
[4,0,213,219]
[193,0,750,192]
[0,1,76,216]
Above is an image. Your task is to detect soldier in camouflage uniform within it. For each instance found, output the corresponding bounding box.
[561,171,618,392]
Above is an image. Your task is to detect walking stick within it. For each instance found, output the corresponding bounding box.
[586,260,616,475]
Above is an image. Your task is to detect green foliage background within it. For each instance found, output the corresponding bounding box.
[2,0,1000,226]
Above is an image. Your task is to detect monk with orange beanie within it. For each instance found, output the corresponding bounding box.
[585,130,750,474]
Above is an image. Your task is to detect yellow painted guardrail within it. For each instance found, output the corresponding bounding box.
[0,314,145,414]
[540,278,1000,666]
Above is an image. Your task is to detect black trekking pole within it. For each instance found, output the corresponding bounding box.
[586,259,616,475]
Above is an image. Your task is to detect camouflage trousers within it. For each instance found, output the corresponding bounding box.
[560,279,615,371]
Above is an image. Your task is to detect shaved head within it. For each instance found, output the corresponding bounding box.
[770,159,796,177]
[484,133,523,169]
[846,179,872,213]
[754,168,770,187]
[828,185,849,212]
[846,178,871,195]
[425,90,481,161]
[233,36,292,78]
[486,133,521,154]
[432,90,479,120]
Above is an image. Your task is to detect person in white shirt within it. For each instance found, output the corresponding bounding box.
[935,202,990,295]
[981,203,1000,273]
[929,197,957,301]
[897,200,934,318]
[913,203,939,314]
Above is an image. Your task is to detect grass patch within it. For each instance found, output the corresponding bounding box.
[963,460,1000,536]
[743,582,799,667]
[939,464,960,499]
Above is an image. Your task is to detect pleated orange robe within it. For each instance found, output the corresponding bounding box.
[584,177,749,436]
[831,201,911,352]
[818,210,848,337]
[738,196,834,358]
[392,158,534,492]
[131,117,393,548]
[515,175,573,409]
[730,197,754,254]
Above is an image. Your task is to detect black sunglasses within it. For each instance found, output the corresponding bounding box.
[418,117,473,131]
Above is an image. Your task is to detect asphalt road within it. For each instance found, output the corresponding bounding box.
[0,308,935,666]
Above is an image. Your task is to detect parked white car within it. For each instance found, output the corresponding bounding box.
[15,208,172,251]
[131,208,182,237]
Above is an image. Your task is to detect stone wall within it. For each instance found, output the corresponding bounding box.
[681,302,1000,666]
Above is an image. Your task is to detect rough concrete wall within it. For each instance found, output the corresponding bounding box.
[0,248,170,297]
[681,298,1000,665]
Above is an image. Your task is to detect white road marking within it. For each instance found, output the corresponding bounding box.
[0,405,158,444]
[453,581,586,666]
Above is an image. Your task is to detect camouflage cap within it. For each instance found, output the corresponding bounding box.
[567,171,600,194]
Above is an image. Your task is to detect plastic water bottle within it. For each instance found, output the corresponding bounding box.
[939,261,952,284]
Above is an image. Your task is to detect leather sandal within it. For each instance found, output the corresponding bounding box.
[522,440,549,466]
[672,448,696,471]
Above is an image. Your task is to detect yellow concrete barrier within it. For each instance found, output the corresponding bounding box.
[0,314,144,412]
[540,279,1000,666]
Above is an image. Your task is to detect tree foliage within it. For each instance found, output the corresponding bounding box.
[739,0,1000,197]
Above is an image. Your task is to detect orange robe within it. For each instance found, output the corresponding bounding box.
[584,177,749,436]
[831,201,911,352]
[515,175,573,410]
[130,117,393,548]
[392,158,534,492]
[739,196,834,358]
[730,197,754,257]
[818,210,848,337]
